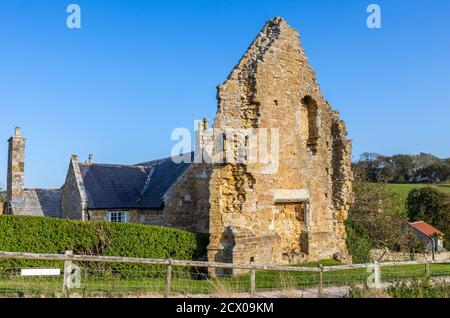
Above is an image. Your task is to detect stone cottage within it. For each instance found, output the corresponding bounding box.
[3,17,353,267]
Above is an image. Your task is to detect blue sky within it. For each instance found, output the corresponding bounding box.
[0,0,449,188]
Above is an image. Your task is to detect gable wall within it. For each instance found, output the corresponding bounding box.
[207,18,353,267]
[61,160,85,219]
[161,163,211,234]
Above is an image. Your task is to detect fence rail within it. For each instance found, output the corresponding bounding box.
[0,251,320,272]
[0,251,449,298]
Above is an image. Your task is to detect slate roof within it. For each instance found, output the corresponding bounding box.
[137,154,193,208]
[78,153,193,210]
[78,164,152,209]
[10,189,62,218]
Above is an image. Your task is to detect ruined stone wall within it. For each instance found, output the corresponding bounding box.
[208,17,352,267]
[370,249,450,262]
[162,163,211,234]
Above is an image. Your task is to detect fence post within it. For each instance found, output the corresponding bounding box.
[165,259,172,298]
[250,258,256,297]
[318,264,323,296]
[374,261,381,289]
[425,262,430,277]
[63,250,73,297]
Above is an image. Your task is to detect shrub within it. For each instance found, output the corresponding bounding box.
[345,219,373,264]
[345,284,389,298]
[387,278,450,298]
[406,187,450,249]
[0,215,208,278]
[350,179,419,252]
[347,278,450,298]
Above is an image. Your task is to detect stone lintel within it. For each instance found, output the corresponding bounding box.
[271,189,310,203]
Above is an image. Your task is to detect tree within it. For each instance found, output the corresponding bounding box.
[0,188,5,215]
[353,153,450,184]
[391,154,415,183]
[377,155,397,183]
[406,187,449,223]
[406,187,450,248]
[349,173,418,252]
[0,188,5,203]
[354,153,384,182]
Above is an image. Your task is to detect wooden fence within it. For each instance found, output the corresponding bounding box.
[0,250,449,297]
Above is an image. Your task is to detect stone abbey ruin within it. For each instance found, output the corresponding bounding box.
[4,17,353,268]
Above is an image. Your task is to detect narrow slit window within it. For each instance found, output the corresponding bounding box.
[302,96,319,154]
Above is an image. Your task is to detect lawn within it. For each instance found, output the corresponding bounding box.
[387,182,450,211]
[1,261,449,297]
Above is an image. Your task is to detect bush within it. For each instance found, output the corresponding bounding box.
[345,284,389,298]
[387,278,450,298]
[0,215,208,278]
[406,187,450,249]
[347,278,450,298]
[345,219,373,264]
[350,178,419,252]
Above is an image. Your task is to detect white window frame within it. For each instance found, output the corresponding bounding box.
[108,211,129,223]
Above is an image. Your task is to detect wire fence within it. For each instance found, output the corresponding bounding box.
[0,251,449,298]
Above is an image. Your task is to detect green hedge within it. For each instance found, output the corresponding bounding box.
[0,215,208,278]
[345,219,373,264]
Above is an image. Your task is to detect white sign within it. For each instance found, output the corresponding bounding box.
[21,268,61,277]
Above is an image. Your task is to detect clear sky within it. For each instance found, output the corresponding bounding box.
[0,0,449,189]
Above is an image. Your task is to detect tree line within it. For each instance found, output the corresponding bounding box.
[352,153,450,183]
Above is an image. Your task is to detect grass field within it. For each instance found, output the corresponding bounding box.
[387,182,450,211]
[0,261,449,297]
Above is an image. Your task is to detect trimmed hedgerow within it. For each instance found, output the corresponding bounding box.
[345,219,373,264]
[0,215,208,278]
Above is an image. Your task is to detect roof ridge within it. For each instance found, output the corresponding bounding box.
[25,188,62,191]
[409,221,444,237]
[80,162,149,169]
[135,151,194,166]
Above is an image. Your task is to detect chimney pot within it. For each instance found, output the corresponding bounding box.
[14,127,20,136]
[71,154,78,161]
[88,154,93,164]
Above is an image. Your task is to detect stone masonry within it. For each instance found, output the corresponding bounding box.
[6,127,26,214]
[207,17,353,270]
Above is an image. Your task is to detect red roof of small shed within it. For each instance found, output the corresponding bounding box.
[409,221,444,237]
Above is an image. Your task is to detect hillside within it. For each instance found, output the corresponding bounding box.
[387,183,450,211]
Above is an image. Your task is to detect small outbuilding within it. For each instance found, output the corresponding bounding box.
[409,221,446,253]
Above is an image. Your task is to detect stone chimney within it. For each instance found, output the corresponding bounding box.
[6,127,26,211]
[202,118,209,130]
[194,118,214,163]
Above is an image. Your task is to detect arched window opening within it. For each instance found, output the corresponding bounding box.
[302,96,319,154]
